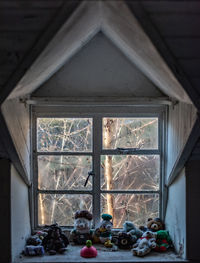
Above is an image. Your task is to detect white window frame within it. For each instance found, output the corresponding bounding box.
[31,104,166,229]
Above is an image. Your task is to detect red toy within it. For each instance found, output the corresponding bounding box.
[80,240,97,258]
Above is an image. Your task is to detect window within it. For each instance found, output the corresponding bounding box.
[32,106,165,229]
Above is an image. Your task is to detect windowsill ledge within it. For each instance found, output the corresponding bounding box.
[15,245,187,263]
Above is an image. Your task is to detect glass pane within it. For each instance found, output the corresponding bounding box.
[38,194,92,226]
[101,155,159,191]
[38,155,92,190]
[37,118,92,152]
[103,118,158,150]
[101,194,159,228]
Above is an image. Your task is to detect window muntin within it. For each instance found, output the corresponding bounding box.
[34,110,163,228]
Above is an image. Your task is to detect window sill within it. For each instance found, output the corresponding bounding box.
[15,245,187,263]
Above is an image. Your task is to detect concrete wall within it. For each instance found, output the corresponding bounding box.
[165,169,186,259]
[11,164,31,262]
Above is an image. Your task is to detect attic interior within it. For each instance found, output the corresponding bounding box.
[0,1,200,263]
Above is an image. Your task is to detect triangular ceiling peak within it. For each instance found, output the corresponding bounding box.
[8,0,191,103]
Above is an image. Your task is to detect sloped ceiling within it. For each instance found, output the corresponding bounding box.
[33,32,164,98]
[7,0,191,103]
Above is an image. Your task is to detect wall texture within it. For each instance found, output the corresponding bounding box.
[166,102,196,182]
[1,98,30,180]
[165,169,186,259]
[11,164,31,261]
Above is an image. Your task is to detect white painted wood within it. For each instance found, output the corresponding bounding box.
[8,0,191,104]
[166,102,197,182]
[1,99,30,179]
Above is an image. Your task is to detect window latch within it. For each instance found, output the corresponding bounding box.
[84,171,95,187]
[117,147,139,154]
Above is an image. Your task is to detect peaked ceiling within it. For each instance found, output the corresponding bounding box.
[0,1,199,106]
[6,0,191,103]
[33,32,163,98]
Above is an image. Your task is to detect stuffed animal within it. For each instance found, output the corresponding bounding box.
[139,218,164,232]
[94,214,113,247]
[117,221,143,249]
[24,245,45,256]
[70,210,93,245]
[42,224,69,255]
[132,231,157,257]
[154,230,172,252]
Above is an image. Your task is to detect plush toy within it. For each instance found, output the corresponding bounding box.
[154,230,172,252]
[139,218,164,232]
[80,240,98,258]
[94,214,113,247]
[132,231,157,257]
[42,224,69,255]
[24,245,45,256]
[117,221,143,249]
[26,235,42,246]
[70,210,93,245]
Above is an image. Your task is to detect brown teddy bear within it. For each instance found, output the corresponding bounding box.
[139,218,164,232]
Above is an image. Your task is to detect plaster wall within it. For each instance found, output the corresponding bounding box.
[11,164,31,262]
[165,169,186,259]
[33,32,162,98]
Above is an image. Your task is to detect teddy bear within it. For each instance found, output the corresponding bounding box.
[42,224,69,255]
[132,230,157,257]
[93,214,113,247]
[154,230,172,252]
[70,210,93,245]
[117,221,143,249]
[139,217,164,232]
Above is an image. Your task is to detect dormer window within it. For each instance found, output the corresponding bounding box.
[32,105,165,228]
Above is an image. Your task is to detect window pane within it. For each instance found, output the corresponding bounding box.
[101,155,159,190]
[103,118,158,149]
[101,194,159,228]
[37,118,92,152]
[38,155,92,190]
[38,194,92,226]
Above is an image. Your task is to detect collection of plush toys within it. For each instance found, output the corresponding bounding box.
[24,210,172,258]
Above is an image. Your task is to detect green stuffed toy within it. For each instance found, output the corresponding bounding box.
[155,230,172,252]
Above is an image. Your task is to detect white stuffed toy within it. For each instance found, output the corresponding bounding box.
[132,230,157,257]
[70,210,93,245]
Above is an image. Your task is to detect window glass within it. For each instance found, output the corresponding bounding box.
[37,118,92,152]
[38,194,92,226]
[101,155,159,191]
[103,118,158,150]
[38,155,92,190]
[101,193,159,228]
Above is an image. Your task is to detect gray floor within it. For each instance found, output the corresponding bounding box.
[14,245,187,263]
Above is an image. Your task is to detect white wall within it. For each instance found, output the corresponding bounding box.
[11,164,31,261]
[166,102,196,182]
[165,169,186,259]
